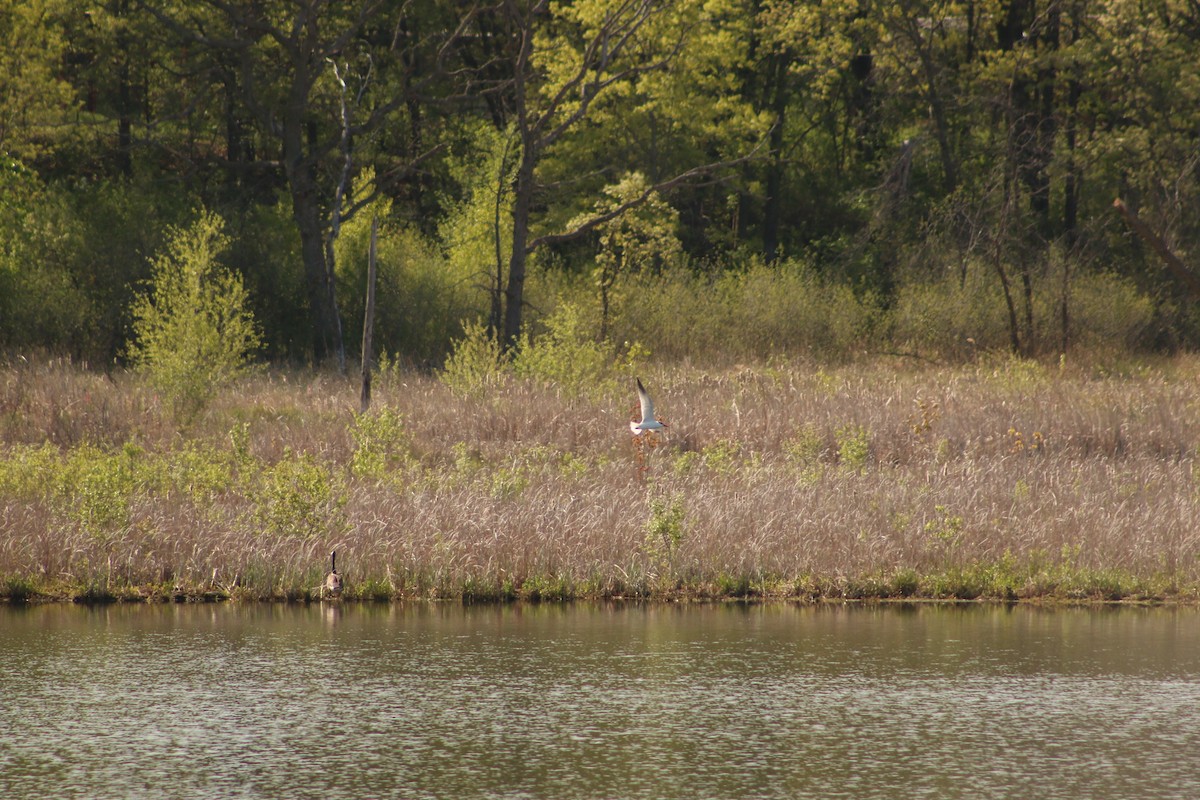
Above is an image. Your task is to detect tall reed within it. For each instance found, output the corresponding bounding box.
[2,353,1199,601]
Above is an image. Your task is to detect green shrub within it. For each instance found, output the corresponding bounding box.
[127,209,261,421]
[612,259,878,363]
[165,443,235,503]
[891,266,1013,357]
[251,452,347,539]
[350,407,414,481]
[643,492,687,575]
[513,302,620,399]
[1068,271,1155,351]
[891,263,1156,358]
[700,439,742,474]
[439,319,509,397]
[835,423,871,472]
[335,196,484,364]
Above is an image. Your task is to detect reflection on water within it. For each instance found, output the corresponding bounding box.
[2,602,1199,799]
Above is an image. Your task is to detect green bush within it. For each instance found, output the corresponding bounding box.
[891,266,1013,357]
[126,209,261,421]
[335,194,485,364]
[891,263,1157,358]
[835,423,871,472]
[643,492,687,575]
[350,407,414,481]
[251,451,347,540]
[1068,270,1155,351]
[513,302,621,399]
[612,259,877,363]
[439,319,509,397]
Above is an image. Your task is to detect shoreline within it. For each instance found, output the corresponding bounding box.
[5,570,1197,606]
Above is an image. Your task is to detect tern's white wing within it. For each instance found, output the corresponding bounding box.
[636,378,655,424]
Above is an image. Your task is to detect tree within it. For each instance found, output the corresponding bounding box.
[127,209,261,420]
[748,0,859,261]
[140,0,464,365]
[471,0,763,350]
[570,172,681,340]
[0,0,77,162]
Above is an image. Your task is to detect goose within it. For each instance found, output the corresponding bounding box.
[324,550,343,598]
[629,378,668,435]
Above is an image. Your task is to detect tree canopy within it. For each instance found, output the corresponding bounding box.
[2,0,1199,364]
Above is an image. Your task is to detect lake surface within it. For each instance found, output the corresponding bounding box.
[2,601,1199,799]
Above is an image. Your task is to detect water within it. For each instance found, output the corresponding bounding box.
[2,602,1199,799]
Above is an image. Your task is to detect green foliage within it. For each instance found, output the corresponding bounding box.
[785,423,827,483]
[251,451,347,540]
[615,259,878,363]
[442,303,638,399]
[72,178,193,360]
[0,438,233,540]
[450,442,486,479]
[570,172,683,337]
[924,505,965,548]
[0,158,92,353]
[2,575,38,602]
[784,424,825,466]
[440,122,517,311]
[700,439,742,474]
[892,266,1157,359]
[439,319,508,398]
[513,303,620,399]
[0,442,61,501]
[890,567,920,597]
[335,187,484,363]
[49,443,155,540]
[489,465,530,500]
[1,0,1199,365]
[980,354,1052,394]
[229,421,253,469]
[892,267,1014,357]
[127,210,261,421]
[350,407,414,481]
[0,0,77,161]
[714,572,756,598]
[162,442,235,504]
[643,492,686,571]
[519,573,573,602]
[224,199,306,361]
[1068,271,1155,351]
[835,424,870,472]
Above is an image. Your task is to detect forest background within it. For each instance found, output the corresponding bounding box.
[7,0,1200,602]
[2,0,1198,370]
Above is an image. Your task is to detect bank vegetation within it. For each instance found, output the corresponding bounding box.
[3,351,1199,605]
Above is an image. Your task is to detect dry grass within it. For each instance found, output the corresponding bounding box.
[3,352,1200,603]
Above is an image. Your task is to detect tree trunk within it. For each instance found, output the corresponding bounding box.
[283,115,342,364]
[1113,199,1200,300]
[994,255,1022,355]
[115,0,132,176]
[360,217,378,413]
[503,152,536,351]
[762,52,788,263]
